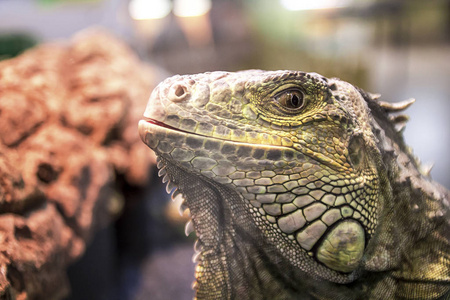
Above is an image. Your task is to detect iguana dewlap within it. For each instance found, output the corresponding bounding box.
[138,70,450,299]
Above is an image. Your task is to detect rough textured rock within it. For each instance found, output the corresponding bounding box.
[0,29,159,299]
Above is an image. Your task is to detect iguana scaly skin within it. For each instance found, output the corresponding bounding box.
[138,70,450,299]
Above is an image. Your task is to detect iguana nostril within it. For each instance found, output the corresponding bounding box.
[175,85,186,97]
[169,83,190,102]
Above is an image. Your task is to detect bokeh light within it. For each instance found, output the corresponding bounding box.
[129,0,172,20]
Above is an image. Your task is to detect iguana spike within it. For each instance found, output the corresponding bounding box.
[158,167,166,177]
[191,281,198,290]
[178,200,189,216]
[395,123,407,133]
[420,163,434,177]
[185,220,195,236]
[379,98,415,112]
[368,92,381,100]
[166,181,176,194]
[172,189,181,201]
[192,251,201,263]
[194,239,202,252]
[389,114,410,124]
[162,174,170,183]
[156,158,164,169]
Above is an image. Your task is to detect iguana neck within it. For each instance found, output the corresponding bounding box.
[160,156,364,299]
[160,156,266,298]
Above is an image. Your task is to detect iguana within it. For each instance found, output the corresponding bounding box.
[138,70,450,299]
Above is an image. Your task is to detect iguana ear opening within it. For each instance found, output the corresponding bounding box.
[348,135,366,171]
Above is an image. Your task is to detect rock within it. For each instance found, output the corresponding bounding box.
[0,29,160,299]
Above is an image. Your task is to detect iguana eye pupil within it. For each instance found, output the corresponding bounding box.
[279,90,304,110]
[291,94,300,107]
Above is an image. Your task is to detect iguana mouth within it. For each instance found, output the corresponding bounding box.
[141,117,295,151]
[141,117,349,174]
[144,118,190,132]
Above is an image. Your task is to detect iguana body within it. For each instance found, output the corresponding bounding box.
[138,70,450,299]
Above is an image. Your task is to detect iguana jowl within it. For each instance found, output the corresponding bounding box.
[138,70,450,299]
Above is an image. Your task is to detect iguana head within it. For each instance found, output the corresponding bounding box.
[139,70,385,294]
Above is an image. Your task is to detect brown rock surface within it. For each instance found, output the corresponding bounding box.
[0,29,159,299]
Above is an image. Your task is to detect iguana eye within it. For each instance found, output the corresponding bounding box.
[277,90,305,111]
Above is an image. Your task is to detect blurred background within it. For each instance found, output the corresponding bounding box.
[0,0,449,299]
